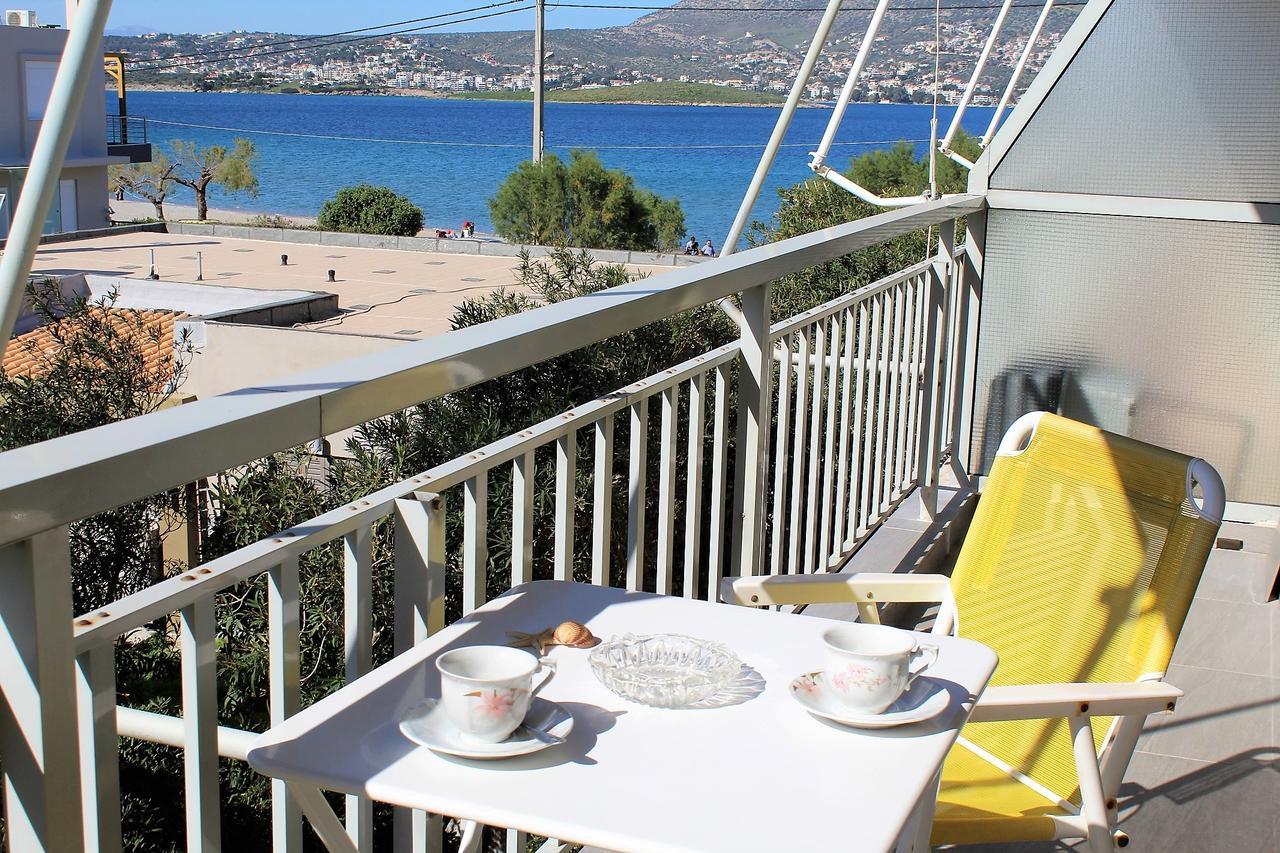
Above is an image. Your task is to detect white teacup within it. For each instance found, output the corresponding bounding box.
[436,646,556,743]
[822,624,938,715]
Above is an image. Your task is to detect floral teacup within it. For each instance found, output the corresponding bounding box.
[822,624,937,715]
[436,646,556,742]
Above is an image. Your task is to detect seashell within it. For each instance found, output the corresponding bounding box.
[506,620,598,654]
[553,620,598,649]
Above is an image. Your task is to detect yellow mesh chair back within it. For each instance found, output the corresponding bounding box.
[936,412,1221,841]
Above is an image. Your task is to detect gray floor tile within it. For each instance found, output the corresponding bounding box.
[1138,665,1279,763]
[1170,597,1272,677]
[1115,751,1279,853]
[1193,549,1277,605]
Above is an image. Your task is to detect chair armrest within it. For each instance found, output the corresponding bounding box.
[720,572,952,607]
[720,572,958,634]
[967,681,1183,723]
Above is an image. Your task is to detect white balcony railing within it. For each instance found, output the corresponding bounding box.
[0,195,981,852]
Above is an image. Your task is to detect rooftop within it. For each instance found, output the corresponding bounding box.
[28,231,673,340]
[2,305,180,380]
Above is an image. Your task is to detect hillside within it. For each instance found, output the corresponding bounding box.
[450,82,786,105]
[105,1,1078,103]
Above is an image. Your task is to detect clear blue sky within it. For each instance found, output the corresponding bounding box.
[24,1,669,36]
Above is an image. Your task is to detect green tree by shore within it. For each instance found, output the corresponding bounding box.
[172,138,261,221]
[489,150,686,251]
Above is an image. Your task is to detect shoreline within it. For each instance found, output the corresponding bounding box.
[109,199,493,240]
[126,83,830,108]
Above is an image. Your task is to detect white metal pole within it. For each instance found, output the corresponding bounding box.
[810,0,892,172]
[0,0,115,364]
[982,0,1055,147]
[941,0,1015,153]
[532,0,546,163]
[720,0,846,257]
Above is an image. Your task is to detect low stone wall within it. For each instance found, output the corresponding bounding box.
[0,221,166,250]
[161,221,707,267]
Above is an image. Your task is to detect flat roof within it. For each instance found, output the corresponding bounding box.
[28,231,672,340]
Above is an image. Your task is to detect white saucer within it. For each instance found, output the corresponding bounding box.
[399,697,574,759]
[789,672,950,729]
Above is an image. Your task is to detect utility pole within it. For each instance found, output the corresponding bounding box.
[532,0,546,162]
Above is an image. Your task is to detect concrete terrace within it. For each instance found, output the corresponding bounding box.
[26,230,675,340]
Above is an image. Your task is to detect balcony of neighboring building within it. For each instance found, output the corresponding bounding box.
[105,113,152,164]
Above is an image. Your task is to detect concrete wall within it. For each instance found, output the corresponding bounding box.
[185,323,405,400]
[0,24,107,163]
[65,164,110,230]
[185,323,407,454]
[80,275,339,327]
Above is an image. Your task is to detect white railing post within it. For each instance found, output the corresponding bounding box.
[683,374,706,597]
[0,528,85,852]
[590,421,613,587]
[918,223,957,519]
[514,452,536,588]
[625,400,649,591]
[553,430,577,582]
[731,283,773,578]
[707,364,731,597]
[343,524,375,852]
[394,494,447,853]
[268,558,302,853]
[180,597,221,851]
[77,643,122,853]
[656,384,679,595]
[462,477,488,615]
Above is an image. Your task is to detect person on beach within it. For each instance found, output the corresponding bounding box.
[463,220,475,238]
[701,240,715,257]
[684,236,699,255]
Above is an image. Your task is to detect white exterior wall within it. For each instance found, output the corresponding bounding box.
[0,22,113,235]
[968,0,1280,505]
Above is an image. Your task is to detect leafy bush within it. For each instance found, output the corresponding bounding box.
[488,150,686,252]
[317,184,424,236]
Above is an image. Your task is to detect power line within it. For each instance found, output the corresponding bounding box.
[130,1,528,67]
[546,2,1083,11]
[146,117,930,151]
[133,5,536,72]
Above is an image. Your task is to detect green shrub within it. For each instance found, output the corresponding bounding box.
[488,150,685,252]
[317,184,424,236]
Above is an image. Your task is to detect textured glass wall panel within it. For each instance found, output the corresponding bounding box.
[972,211,1280,504]
[993,0,1280,202]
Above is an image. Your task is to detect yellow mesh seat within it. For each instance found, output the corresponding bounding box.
[929,413,1221,847]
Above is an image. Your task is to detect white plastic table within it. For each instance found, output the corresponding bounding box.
[248,580,997,853]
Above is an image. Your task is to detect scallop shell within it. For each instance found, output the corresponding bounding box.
[552,620,598,649]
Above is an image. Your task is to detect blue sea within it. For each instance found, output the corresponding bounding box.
[118,91,996,245]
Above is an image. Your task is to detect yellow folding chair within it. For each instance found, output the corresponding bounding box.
[723,412,1225,852]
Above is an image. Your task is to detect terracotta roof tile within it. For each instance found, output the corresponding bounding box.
[3,308,183,381]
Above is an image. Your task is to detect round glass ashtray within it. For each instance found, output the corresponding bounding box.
[588,633,742,708]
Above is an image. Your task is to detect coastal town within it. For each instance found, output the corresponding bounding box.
[108,2,1072,104]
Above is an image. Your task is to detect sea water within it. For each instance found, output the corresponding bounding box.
[119,91,997,244]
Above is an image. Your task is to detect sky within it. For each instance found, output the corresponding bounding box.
[22,1,670,36]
